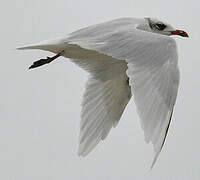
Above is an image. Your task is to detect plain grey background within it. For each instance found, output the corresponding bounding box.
[1,0,200,179]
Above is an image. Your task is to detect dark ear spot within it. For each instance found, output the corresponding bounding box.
[155,23,167,31]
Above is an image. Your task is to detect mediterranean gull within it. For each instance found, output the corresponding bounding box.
[18,17,189,168]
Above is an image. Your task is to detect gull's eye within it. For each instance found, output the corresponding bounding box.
[155,23,167,31]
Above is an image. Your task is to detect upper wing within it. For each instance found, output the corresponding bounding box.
[67,25,180,167]
[125,38,179,168]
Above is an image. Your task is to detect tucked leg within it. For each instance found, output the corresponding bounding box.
[29,51,64,69]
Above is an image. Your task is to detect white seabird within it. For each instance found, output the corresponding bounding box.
[18,17,189,168]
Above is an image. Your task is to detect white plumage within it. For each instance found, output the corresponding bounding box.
[18,17,188,168]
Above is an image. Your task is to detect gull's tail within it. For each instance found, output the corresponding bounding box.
[17,37,67,53]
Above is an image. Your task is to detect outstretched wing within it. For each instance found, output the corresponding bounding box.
[79,75,131,156]
[66,22,180,166]
[69,55,131,156]
[125,38,179,168]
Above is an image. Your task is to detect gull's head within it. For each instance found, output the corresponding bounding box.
[142,18,189,37]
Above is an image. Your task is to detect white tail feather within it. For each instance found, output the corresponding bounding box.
[17,37,67,53]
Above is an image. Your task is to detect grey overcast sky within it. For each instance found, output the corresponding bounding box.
[1,0,200,179]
